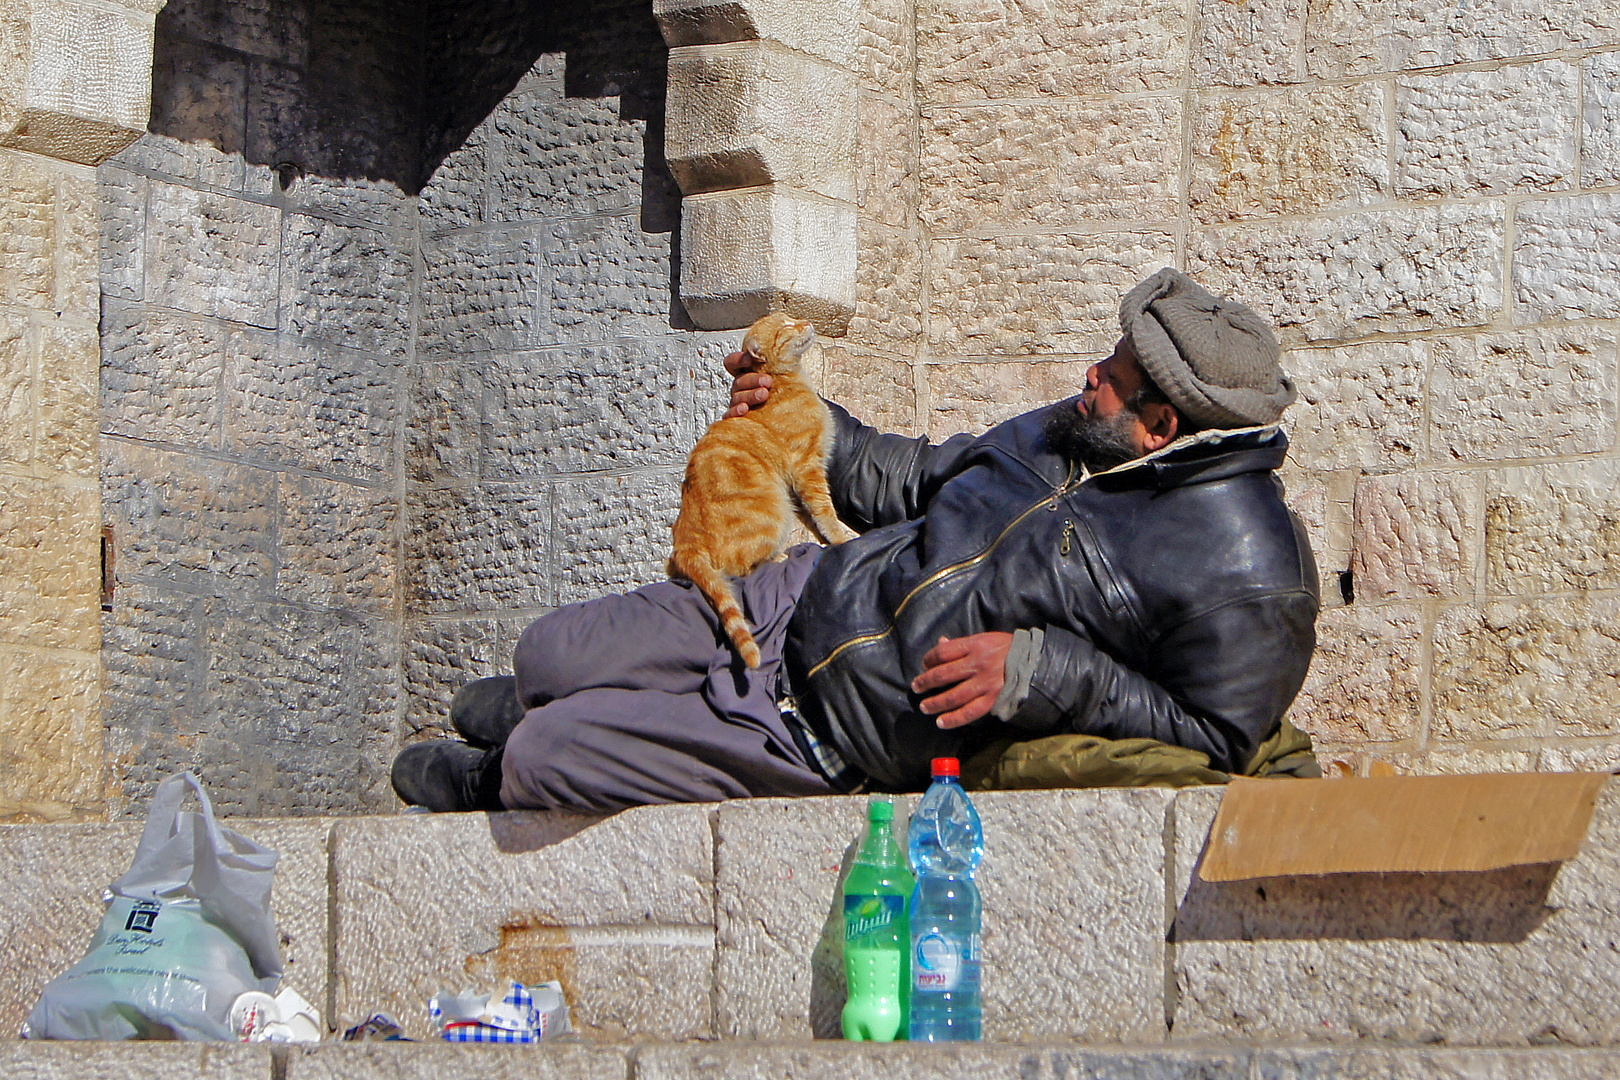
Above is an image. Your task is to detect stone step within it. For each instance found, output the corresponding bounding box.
[8,1040,1620,1080]
[4,784,1620,1048]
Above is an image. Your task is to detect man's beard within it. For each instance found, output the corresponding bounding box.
[1044,401,1142,473]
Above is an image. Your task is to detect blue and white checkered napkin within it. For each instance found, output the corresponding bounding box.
[429,981,569,1044]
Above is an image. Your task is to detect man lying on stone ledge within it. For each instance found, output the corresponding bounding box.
[392,268,1323,814]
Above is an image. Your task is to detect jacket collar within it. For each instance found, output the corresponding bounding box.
[1084,424,1288,490]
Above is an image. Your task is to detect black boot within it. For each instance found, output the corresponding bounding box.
[391,740,505,812]
[450,676,525,749]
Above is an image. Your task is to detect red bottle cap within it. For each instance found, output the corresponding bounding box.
[931,757,960,777]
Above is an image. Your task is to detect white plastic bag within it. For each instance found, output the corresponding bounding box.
[24,772,283,1040]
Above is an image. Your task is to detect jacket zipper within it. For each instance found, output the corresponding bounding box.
[806,463,1079,680]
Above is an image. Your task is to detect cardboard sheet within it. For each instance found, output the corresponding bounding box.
[1198,772,1608,882]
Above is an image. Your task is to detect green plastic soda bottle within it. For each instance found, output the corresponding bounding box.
[841,798,915,1041]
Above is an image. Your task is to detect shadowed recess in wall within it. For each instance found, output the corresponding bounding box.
[1173,853,1559,944]
[148,0,669,194]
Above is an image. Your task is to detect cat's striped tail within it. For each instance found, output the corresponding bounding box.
[672,551,762,669]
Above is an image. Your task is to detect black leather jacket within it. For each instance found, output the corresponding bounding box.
[784,399,1320,790]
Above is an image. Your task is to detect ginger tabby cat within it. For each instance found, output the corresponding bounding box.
[669,313,858,669]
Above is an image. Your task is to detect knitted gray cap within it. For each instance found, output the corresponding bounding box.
[1118,268,1294,430]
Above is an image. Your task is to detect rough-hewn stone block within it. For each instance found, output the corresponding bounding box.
[0,1043,271,1080]
[1433,597,1620,740]
[0,149,58,308]
[418,123,488,235]
[553,470,683,607]
[1,0,153,163]
[1189,84,1389,223]
[1284,340,1424,473]
[491,76,646,218]
[1276,467,1355,600]
[111,131,245,190]
[540,211,676,341]
[0,818,331,1038]
[1542,743,1620,774]
[276,475,398,612]
[0,473,99,651]
[1351,471,1481,601]
[483,343,690,479]
[1583,52,1620,188]
[856,91,911,229]
[925,360,1084,439]
[285,1043,629,1080]
[1289,603,1424,746]
[101,440,276,595]
[0,647,100,810]
[35,319,96,477]
[666,41,856,201]
[918,0,1186,101]
[97,164,145,300]
[640,1044,1256,1080]
[1256,1047,1620,1079]
[1397,61,1577,196]
[403,616,528,736]
[1191,204,1504,343]
[1515,194,1620,325]
[858,0,911,95]
[1172,781,1620,1044]
[681,186,856,333]
[100,305,224,448]
[331,808,715,1038]
[54,165,96,312]
[926,233,1176,357]
[418,228,542,353]
[145,182,280,328]
[715,791,1171,1042]
[406,358,482,484]
[282,214,412,357]
[225,331,401,482]
[1305,0,1620,78]
[0,311,31,469]
[1486,459,1620,596]
[654,0,861,67]
[1429,327,1617,462]
[405,483,553,614]
[820,344,917,437]
[849,219,921,349]
[1193,0,1305,86]
[287,175,414,233]
[154,0,308,64]
[921,99,1180,234]
[148,37,246,160]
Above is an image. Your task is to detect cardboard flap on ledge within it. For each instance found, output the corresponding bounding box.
[1198,772,1608,882]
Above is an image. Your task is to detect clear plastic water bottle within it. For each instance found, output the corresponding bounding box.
[907,757,983,1042]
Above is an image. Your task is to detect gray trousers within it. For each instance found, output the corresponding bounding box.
[501,544,837,813]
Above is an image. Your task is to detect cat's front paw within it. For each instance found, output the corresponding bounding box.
[827,524,860,545]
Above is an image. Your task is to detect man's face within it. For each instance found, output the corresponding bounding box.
[1046,335,1159,472]
[1079,336,1145,424]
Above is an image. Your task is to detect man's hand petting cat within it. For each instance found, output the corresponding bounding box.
[911,632,1014,730]
[724,350,772,417]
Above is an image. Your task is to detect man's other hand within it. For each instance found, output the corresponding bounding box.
[724,351,772,417]
[911,632,1014,730]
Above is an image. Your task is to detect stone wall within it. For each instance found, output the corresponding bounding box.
[0,0,157,822]
[402,0,737,740]
[29,0,1620,816]
[96,0,422,816]
[843,0,1620,774]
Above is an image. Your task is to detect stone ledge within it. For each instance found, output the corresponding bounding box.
[9,1041,1620,1080]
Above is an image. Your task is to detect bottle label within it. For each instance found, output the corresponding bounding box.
[913,931,963,991]
[844,895,903,945]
